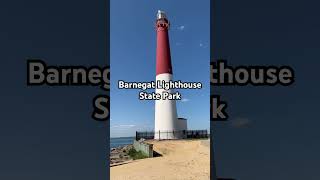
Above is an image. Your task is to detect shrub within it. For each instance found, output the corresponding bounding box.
[128,148,148,160]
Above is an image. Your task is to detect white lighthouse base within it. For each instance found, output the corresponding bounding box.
[154,118,188,139]
[154,73,185,140]
[154,129,185,140]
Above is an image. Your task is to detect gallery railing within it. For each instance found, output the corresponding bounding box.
[136,130,209,140]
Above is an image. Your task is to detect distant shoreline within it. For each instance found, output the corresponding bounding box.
[110,136,135,139]
[110,137,134,149]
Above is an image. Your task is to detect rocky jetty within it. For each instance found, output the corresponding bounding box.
[110,144,133,165]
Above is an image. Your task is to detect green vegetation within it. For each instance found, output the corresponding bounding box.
[128,148,148,160]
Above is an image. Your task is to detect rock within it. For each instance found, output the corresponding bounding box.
[109,144,134,166]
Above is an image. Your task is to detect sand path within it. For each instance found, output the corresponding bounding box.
[110,139,210,180]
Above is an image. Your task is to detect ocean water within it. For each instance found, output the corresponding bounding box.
[110,137,134,149]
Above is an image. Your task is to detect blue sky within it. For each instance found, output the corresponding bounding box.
[110,0,210,137]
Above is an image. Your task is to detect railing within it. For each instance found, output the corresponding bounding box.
[136,130,209,140]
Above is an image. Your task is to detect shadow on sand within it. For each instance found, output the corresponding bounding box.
[153,150,162,157]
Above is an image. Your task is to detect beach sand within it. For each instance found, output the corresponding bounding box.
[110,139,210,180]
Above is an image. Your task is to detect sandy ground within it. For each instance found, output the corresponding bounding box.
[110,139,210,180]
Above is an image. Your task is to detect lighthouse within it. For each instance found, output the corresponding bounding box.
[154,10,185,139]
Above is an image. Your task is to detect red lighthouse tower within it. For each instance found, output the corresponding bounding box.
[154,10,183,139]
[155,10,173,75]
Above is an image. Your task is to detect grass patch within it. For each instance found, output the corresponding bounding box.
[128,148,148,160]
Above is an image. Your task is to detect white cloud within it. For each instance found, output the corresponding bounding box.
[110,123,154,137]
[199,41,207,48]
[177,25,185,31]
[111,124,136,128]
[181,98,190,102]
